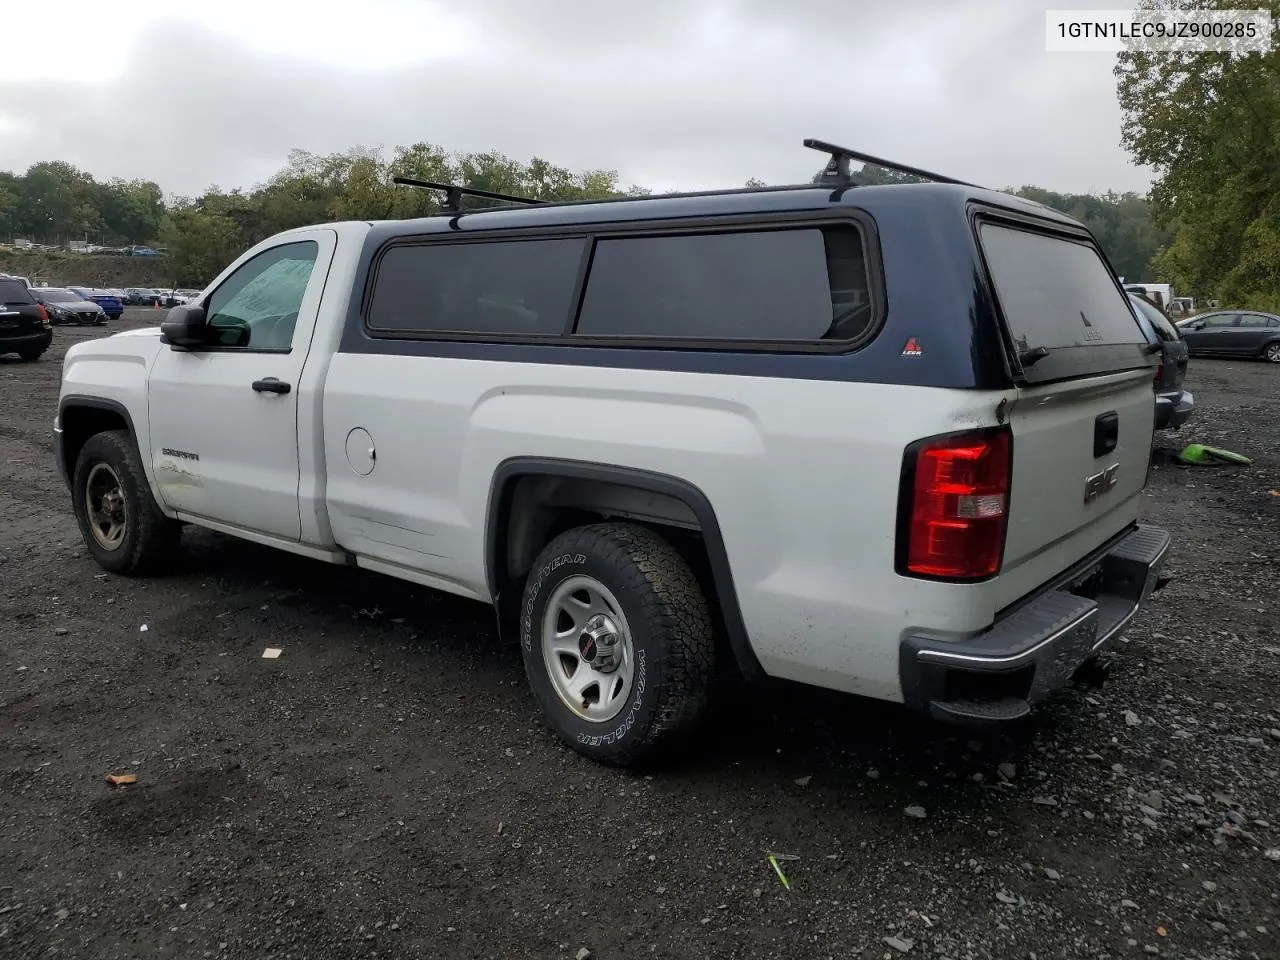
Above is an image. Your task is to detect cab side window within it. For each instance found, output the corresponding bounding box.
[204,241,320,350]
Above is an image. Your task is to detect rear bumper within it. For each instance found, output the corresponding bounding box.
[1155,389,1194,430]
[1,329,53,352]
[899,523,1171,726]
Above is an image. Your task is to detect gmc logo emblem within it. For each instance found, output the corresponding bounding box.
[1084,463,1120,503]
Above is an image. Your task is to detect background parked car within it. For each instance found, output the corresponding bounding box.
[1176,310,1280,363]
[0,276,54,361]
[67,286,123,321]
[123,287,163,306]
[1129,292,1194,429]
[159,288,202,307]
[34,287,107,325]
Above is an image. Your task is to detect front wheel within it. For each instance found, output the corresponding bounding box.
[520,522,716,766]
[71,430,181,575]
[1264,341,1280,364]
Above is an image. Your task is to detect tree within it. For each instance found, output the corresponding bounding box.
[1115,0,1280,305]
[5,139,1170,289]
[160,206,242,286]
[1006,186,1172,281]
[0,178,18,240]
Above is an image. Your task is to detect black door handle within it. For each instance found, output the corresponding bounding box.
[1094,411,1119,457]
[252,378,291,395]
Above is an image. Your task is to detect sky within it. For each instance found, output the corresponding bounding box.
[0,0,1154,199]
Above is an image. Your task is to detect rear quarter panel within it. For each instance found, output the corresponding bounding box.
[322,353,1020,701]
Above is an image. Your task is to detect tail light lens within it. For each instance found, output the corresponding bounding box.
[37,304,49,325]
[1153,361,1163,383]
[897,428,1012,581]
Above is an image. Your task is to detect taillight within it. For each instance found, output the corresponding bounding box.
[1153,362,1163,382]
[37,304,49,324]
[897,428,1012,581]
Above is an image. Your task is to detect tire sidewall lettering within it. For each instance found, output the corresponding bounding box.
[576,648,646,748]
[520,547,660,755]
[521,553,586,653]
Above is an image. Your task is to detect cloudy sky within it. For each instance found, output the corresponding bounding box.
[0,0,1152,198]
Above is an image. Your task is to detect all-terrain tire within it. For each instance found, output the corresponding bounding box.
[71,429,181,575]
[520,522,716,766]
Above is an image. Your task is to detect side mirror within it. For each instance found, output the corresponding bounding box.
[160,304,208,350]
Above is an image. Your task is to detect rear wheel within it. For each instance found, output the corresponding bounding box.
[519,522,716,766]
[71,430,181,575]
[1264,341,1280,364]
[17,347,44,362]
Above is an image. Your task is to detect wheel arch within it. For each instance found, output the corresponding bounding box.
[57,396,163,506]
[485,457,764,681]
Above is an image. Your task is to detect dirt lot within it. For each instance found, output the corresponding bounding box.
[2,310,1278,960]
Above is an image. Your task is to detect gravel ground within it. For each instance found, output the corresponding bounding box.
[2,310,1278,960]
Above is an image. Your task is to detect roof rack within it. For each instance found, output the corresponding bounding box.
[803,138,981,188]
[392,176,545,215]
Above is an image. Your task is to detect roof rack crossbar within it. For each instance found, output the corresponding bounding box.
[803,138,981,188]
[391,176,545,214]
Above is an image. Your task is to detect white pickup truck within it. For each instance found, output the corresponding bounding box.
[55,149,1171,765]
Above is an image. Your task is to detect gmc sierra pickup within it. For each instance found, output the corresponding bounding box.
[54,141,1171,765]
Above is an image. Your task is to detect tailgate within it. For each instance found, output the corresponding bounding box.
[0,303,42,333]
[1004,369,1153,573]
[977,217,1158,598]
[0,279,42,331]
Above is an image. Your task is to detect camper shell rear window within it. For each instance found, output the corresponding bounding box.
[977,218,1153,383]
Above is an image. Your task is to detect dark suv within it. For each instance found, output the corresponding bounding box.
[0,277,54,361]
[1128,293,1193,430]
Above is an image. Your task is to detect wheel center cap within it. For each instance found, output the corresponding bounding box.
[579,614,621,672]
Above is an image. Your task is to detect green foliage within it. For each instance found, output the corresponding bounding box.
[1116,0,1280,305]
[812,164,1169,279]
[0,161,163,246]
[6,140,1171,289]
[1005,187,1173,282]
[152,143,646,284]
[159,206,242,288]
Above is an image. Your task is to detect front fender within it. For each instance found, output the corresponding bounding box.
[58,332,169,511]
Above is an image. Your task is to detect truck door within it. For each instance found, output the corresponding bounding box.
[146,230,336,541]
